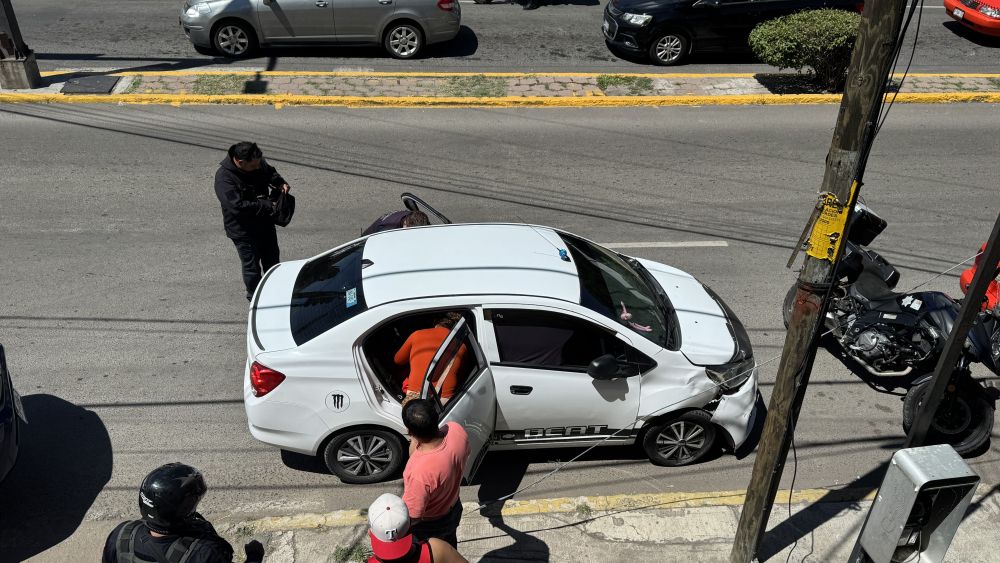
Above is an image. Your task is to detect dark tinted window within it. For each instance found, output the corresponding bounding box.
[559,233,668,347]
[490,309,655,374]
[290,242,367,345]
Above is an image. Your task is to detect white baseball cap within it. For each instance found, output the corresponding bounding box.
[368,493,413,560]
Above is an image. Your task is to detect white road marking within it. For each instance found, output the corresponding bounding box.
[599,241,729,249]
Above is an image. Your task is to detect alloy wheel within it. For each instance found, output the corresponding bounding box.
[655,420,706,464]
[336,434,393,476]
[217,25,250,56]
[654,35,684,64]
[389,27,420,58]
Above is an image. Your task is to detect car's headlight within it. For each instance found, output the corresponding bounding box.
[980,5,1000,18]
[185,2,211,17]
[622,13,653,26]
[706,356,755,392]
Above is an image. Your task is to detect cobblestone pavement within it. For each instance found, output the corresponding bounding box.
[115,72,1000,97]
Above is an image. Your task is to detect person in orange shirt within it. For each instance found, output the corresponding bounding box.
[959,243,1000,311]
[395,312,466,404]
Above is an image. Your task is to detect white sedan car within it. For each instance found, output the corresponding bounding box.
[244,221,760,484]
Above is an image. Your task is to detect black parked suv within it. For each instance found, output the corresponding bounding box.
[603,0,862,66]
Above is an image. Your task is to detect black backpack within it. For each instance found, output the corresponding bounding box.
[269,190,295,228]
[115,520,233,563]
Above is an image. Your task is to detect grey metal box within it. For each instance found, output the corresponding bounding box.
[860,445,980,563]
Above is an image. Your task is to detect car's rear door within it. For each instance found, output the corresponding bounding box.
[419,317,496,480]
[256,0,336,42]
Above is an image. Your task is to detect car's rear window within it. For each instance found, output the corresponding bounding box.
[290,242,367,345]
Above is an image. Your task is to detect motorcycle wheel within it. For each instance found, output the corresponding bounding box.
[902,379,993,457]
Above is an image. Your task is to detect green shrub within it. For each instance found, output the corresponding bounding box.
[749,9,862,92]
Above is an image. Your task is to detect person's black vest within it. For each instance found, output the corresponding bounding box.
[115,521,213,563]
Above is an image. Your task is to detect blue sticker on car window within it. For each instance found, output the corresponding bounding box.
[346,287,357,308]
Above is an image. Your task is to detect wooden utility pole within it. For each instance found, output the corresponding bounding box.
[0,0,41,89]
[730,0,911,560]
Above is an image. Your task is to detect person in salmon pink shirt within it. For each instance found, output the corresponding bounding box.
[401,399,469,548]
[395,312,466,404]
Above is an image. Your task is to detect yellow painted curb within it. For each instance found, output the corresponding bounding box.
[239,487,878,533]
[37,70,1000,79]
[3,91,1000,107]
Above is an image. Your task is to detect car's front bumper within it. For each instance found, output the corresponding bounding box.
[602,9,651,52]
[710,370,759,450]
[180,13,213,48]
[943,0,1000,36]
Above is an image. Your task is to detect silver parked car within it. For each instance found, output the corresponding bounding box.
[180,0,461,59]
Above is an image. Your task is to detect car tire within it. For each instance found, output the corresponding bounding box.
[322,428,405,484]
[384,22,424,60]
[648,30,689,66]
[642,410,717,467]
[212,20,257,58]
[902,379,993,457]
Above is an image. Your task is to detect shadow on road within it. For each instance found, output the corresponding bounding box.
[756,462,889,562]
[942,21,1000,48]
[473,455,551,562]
[0,394,113,562]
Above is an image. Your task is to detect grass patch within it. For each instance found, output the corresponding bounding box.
[575,502,594,519]
[442,75,507,97]
[191,74,249,95]
[990,77,1000,90]
[333,544,373,563]
[124,77,143,94]
[596,74,653,95]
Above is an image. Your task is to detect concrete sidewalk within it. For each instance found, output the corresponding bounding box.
[3,70,1000,106]
[27,486,1000,562]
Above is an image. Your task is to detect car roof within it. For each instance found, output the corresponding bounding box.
[359,223,582,307]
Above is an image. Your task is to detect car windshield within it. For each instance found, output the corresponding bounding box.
[290,242,367,345]
[560,233,669,347]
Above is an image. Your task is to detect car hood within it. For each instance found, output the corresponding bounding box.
[250,259,307,353]
[635,258,736,365]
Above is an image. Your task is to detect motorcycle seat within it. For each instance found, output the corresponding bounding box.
[853,270,903,313]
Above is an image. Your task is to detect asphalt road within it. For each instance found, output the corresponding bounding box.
[0,103,998,558]
[12,0,1000,73]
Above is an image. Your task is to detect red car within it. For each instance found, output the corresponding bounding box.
[944,0,1000,36]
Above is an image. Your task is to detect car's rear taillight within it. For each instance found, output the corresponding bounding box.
[437,0,455,11]
[250,362,285,397]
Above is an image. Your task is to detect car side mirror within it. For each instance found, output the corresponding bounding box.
[588,354,623,380]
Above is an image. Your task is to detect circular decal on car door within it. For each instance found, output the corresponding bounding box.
[325,390,350,413]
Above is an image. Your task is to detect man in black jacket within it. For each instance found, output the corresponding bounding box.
[215,142,290,301]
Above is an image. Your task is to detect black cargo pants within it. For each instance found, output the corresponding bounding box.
[231,227,280,300]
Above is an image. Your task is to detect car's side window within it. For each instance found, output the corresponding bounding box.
[361,309,476,402]
[423,321,488,415]
[488,309,655,374]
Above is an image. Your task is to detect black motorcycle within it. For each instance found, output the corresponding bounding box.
[783,205,999,455]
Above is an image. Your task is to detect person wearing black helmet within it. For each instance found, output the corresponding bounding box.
[102,463,264,563]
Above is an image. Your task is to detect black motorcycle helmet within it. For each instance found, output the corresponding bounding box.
[138,463,208,534]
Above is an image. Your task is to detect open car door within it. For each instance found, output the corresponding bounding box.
[401,192,452,225]
[419,317,495,481]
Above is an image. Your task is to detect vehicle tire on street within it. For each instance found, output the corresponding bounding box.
[212,20,257,58]
[648,30,689,66]
[323,428,405,484]
[642,410,717,466]
[384,22,424,59]
[902,378,994,457]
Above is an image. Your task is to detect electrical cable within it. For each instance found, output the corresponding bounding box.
[875,0,925,138]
